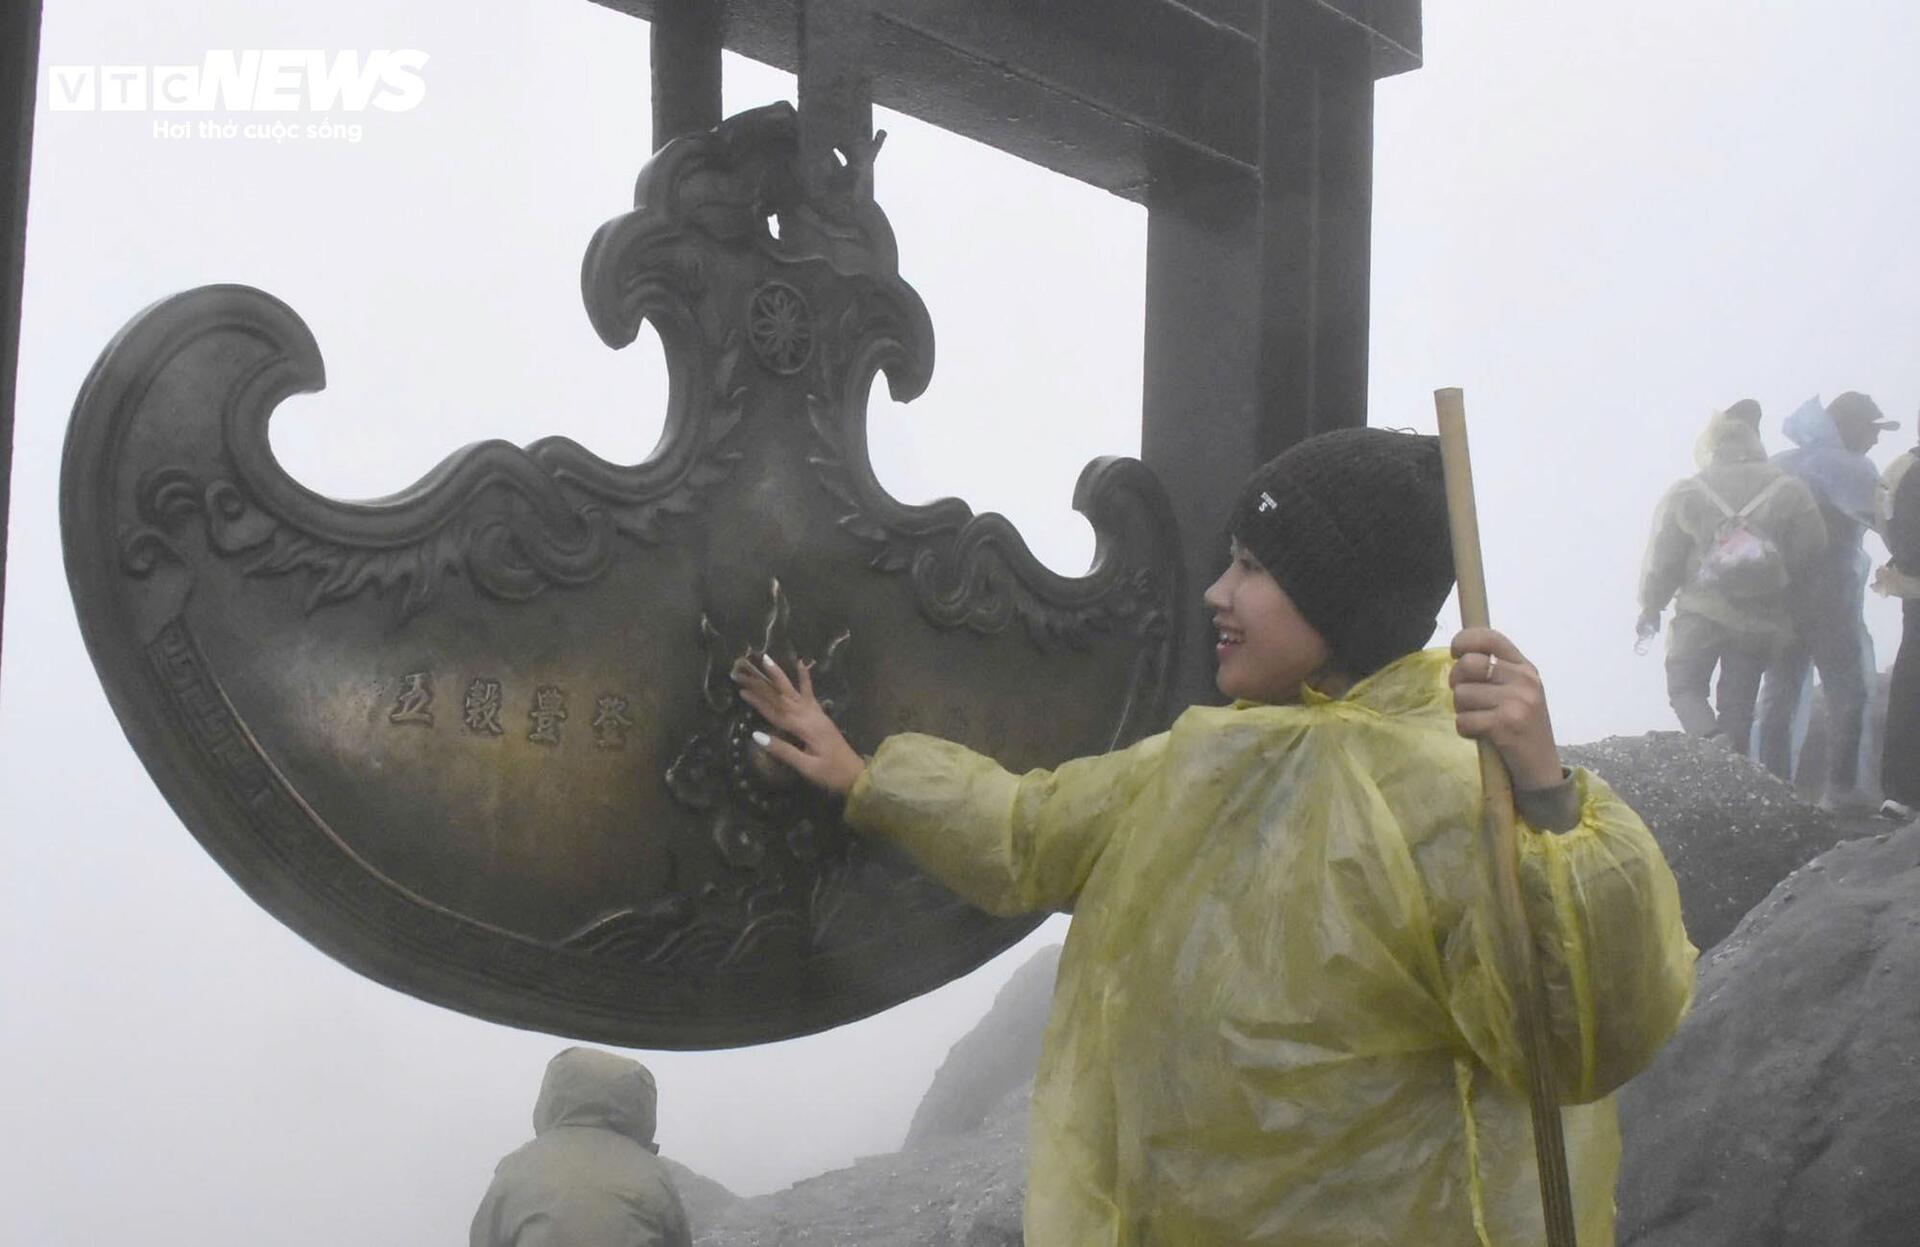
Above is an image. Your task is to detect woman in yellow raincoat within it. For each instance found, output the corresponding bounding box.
[739,428,1696,1246]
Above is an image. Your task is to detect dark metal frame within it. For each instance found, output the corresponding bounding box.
[0,0,44,685]
[634,0,1417,705]
[3,0,1417,710]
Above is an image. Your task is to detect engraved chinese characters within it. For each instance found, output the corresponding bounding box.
[464,678,504,736]
[387,675,638,749]
[61,103,1182,1047]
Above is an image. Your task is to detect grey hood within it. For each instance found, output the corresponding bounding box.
[532,1047,658,1148]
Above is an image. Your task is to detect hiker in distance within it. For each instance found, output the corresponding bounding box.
[737,426,1695,1247]
[1755,392,1896,807]
[470,1048,693,1247]
[1638,400,1826,753]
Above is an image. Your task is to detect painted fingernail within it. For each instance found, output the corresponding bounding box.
[752,731,771,747]
[761,654,778,671]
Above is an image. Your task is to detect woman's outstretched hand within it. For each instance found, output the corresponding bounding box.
[1448,627,1566,791]
[729,652,868,796]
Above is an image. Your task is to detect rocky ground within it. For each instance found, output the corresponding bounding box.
[690,1086,1029,1247]
[684,732,1907,1246]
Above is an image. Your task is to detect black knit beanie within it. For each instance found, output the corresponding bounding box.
[1226,428,1456,678]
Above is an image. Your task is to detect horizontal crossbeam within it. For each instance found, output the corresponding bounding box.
[597,0,1419,200]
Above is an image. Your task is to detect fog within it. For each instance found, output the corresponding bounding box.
[3,1,1916,1243]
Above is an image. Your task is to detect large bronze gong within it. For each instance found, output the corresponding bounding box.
[59,104,1183,1047]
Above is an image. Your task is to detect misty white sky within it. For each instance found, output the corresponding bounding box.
[4,1,1918,1243]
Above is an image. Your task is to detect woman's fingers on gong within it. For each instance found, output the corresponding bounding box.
[734,680,795,729]
[757,652,800,697]
[728,654,772,689]
[752,729,809,772]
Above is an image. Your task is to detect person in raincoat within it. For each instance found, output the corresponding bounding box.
[1637,400,1827,752]
[1754,392,1896,806]
[1875,427,1920,821]
[470,1047,693,1247]
[736,427,1696,1247]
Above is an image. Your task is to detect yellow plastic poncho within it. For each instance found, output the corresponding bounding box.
[846,650,1695,1246]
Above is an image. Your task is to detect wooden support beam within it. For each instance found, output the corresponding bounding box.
[0,0,42,686]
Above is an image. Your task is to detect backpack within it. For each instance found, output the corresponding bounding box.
[1692,476,1792,600]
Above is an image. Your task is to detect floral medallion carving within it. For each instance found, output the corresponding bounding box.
[746,281,815,376]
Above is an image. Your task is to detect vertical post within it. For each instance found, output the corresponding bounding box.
[1259,2,1375,444]
[0,0,43,687]
[796,0,873,195]
[650,0,724,151]
[1140,0,1376,710]
[1143,157,1263,710]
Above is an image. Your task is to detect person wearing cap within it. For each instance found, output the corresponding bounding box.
[1874,424,1920,822]
[735,428,1695,1247]
[1755,392,1896,807]
[1637,401,1827,752]
[470,1047,693,1247]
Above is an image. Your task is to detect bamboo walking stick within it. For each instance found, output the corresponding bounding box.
[1434,387,1581,1247]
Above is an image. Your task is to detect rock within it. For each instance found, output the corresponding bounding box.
[903,944,1060,1148]
[1617,818,1920,1247]
[1564,733,1850,949]
[662,1156,746,1239]
[944,1176,1024,1247]
[694,1098,1029,1246]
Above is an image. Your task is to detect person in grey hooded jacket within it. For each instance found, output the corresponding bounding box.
[471,1047,693,1247]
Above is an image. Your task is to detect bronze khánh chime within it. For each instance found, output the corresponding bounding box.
[59,102,1184,1048]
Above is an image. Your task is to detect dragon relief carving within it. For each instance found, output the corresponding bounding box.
[119,324,748,620]
[665,577,850,873]
[804,384,1171,653]
[113,106,946,626]
[566,579,944,971]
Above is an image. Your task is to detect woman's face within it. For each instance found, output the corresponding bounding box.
[1201,541,1335,704]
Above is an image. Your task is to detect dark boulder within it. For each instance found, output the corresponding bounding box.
[1564,733,1847,949]
[1618,819,1920,1247]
